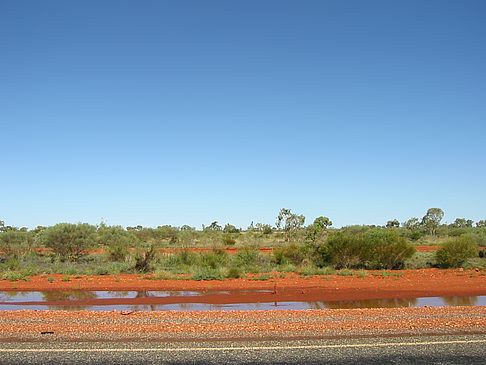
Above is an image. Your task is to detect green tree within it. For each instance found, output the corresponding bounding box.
[223,224,240,233]
[403,217,421,230]
[450,218,473,228]
[276,208,305,241]
[307,216,332,242]
[476,220,486,228]
[255,223,273,234]
[421,208,444,236]
[204,221,222,231]
[386,219,400,228]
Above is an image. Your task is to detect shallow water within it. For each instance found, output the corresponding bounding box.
[0,291,485,311]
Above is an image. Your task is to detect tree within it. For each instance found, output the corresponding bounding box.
[307,216,332,242]
[255,223,273,234]
[450,218,473,228]
[476,220,486,228]
[276,208,305,241]
[386,219,400,228]
[403,217,421,230]
[223,224,240,233]
[421,208,444,236]
[204,221,222,231]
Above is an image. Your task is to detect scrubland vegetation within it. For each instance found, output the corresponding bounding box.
[1,208,485,281]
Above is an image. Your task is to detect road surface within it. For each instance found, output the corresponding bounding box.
[1,334,485,364]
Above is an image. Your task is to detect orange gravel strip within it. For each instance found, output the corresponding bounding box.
[0,307,485,341]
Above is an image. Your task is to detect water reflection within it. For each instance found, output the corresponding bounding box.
[0,291,484,311]
[442,296,478,306]
[42,291,97,301]
[323,298,418,309]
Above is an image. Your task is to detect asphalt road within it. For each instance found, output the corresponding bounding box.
[0,334,485,364]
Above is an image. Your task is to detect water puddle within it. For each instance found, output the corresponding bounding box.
[0,291,484,311]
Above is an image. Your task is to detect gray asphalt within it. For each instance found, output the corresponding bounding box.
[0,334,485,364]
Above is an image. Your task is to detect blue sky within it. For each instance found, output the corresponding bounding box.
[1,0,485,229]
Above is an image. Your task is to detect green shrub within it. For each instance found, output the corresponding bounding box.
[106,244,130,262]
[364,230,416,269]
[460,232,486,246]
[337,269,355,276]
[0,253,20,271]
[97,224,136,261]
[200,250,229,269]
[1,270,29,281]
[190,267,225,281]
[226,266,241,279]
[316,230,415,269]
[405,252,436,269]
[436,237,478,268]
[222,233,236,246]
[0,231,34,251]
[154,269,174,280]
[317,233,374,269]
[233,249,260,268]
[176,250,199,267]
[274,243,306,266]
[36,223,96,260]
[408,231,424,241]
[134,245,157,272]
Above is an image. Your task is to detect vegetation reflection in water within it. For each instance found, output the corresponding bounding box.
[0,291,484,311]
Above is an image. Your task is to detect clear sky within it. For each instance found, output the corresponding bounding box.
[1,0,485,229]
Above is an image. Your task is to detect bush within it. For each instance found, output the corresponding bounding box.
[0,231,34,251]
[200,250,229,269]
[222,233,236,246]
[408,231,424,241]
[96,224,136,261]
[436,237,478,268]
[226,266,241,279]
[317,233,374,269]
[316,230,416,269]
[190,267,225,281]
[364,230,416,269]
[106,244,130,262]
[134,245,157,272]
[273,243,306,266]
[36,223,96,260]
[233,249,260,268]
